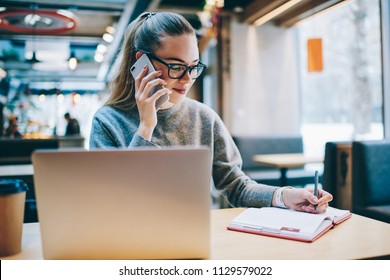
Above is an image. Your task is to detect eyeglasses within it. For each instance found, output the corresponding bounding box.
[147,53,206,80]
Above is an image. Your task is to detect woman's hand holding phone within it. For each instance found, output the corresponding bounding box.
[133,60,172,141]
[131,54,170,108]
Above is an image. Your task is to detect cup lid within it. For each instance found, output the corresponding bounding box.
[0,179,28,195]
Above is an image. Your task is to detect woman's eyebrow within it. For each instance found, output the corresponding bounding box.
[165,57,199,63]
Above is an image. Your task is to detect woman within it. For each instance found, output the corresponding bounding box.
[90,11,332,212]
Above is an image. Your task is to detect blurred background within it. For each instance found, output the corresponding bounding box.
[0,0,388,152]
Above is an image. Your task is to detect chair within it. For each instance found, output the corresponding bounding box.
[322,141,352,208]
[232,136,314,186]
[352,140,390,223]
[0,138,59,165]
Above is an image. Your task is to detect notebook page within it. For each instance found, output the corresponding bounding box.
[231,208,331,235]
[318,207,351,224]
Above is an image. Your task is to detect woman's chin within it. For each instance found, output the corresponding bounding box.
[169,94,186,104]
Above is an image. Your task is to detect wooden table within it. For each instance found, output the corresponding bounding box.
[2,208,390,260]
[253,153,323,186]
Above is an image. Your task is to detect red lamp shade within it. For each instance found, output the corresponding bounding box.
[0,9,78,35]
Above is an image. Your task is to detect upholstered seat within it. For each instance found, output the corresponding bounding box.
[352,140,390,223]
[232,136,315,186]
[321,141,353,208]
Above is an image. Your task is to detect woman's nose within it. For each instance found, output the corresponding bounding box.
[179,70,192,83]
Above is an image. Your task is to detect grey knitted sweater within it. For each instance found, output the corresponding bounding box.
[89,97,277,207]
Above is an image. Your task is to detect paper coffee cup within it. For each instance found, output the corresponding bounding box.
[0,179,28,257]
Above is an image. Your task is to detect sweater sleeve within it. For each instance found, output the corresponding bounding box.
[89,115,118,148]
[211,116,278,208]
[89,106,158,149]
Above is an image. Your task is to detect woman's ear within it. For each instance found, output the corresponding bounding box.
[135,51,143,60]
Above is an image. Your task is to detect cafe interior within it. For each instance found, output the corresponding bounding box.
[0,0,389,226]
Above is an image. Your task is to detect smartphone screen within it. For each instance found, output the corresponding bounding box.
[130,54,169,108]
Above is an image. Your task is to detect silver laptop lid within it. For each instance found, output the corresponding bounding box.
[32,147,212,260]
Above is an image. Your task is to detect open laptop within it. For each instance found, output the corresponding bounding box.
[32,147,212,260]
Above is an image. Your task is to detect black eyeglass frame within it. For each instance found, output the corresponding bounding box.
[146,53,206,80]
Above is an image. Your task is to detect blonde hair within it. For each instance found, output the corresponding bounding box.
[106,12,195,110]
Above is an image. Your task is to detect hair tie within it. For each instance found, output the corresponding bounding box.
[147,12,156,19]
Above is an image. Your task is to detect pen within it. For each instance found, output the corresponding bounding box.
[314,170,319,211]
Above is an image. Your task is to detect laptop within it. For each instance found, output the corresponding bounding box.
[32,147,212,260]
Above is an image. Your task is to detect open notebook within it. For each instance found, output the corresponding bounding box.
[227,207,351,242]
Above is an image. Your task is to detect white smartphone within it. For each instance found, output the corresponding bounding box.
[130,54,169,108]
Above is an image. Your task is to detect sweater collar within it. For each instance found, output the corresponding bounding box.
[157,98,186,116]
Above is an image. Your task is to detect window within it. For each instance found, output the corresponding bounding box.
[297,0,383,156]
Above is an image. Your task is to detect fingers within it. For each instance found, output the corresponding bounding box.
[318,189,333,203]
[135,66,163,97]
[314,190,332,211]
[151,88,172,109]
[143,78,167,96]
[138,87,171,109]
[308,192,319,206]
[302,201,328,214]
[134,65,150,91]
[304,187,333,212]
[136,76,169,109]
[294,188,330,214]
[317,202,329,213]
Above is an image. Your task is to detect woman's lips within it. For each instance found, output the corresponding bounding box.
[173,88,187,95]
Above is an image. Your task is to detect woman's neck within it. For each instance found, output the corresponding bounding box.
[159,101,175,110]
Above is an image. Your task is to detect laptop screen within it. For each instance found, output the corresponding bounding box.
[32,147,212,259]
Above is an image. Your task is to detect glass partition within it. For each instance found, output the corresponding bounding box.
[296,0,383,156]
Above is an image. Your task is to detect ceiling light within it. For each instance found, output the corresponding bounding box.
[24,14,41,26]
[105,26,116,34]
[206,0,224,8]
[68,51,78,70]
[0,9,77,34]
[103,33,114,43]
[57,93,64,103]
[96,44,107,54]
[56,9,75,19]
[233,6,243,13]
[66,22,75,29]
[94,53,104,63]
[73,93,81,104]
[39,94,46,103]
[253,0,302,26]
